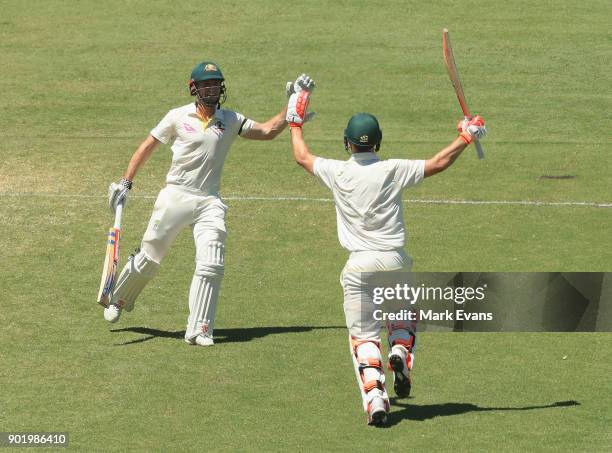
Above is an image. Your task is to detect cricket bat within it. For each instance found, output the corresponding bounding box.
[442,28,485,159]
[96,202,123,307]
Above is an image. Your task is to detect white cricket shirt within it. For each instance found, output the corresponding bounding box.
[150,103,254,196]
[313,152,425,252]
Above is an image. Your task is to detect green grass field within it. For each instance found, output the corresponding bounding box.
[1,0,611,451]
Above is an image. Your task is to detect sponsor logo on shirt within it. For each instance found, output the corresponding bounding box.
[183,122,197,133]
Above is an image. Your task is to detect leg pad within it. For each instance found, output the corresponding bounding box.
[111,250,160,312]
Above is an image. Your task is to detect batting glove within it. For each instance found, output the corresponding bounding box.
[287,73,315,96]
[286,75,317,123]
[285,81,294,98]
[286,91,311,128]
[286,76,314,97]
[108,178,132,213]
[457,115,487,145]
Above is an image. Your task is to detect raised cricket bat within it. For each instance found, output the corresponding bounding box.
[442,28,485,159]
[96,202,123,307]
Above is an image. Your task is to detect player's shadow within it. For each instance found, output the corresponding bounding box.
[110,325,345,346]
[383,399,580,427]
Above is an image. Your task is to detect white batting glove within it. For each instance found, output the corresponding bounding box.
[108,178,132,213]
[294,73,315,93]
[286,74,316,123]
[457,115,487,144]
[286,74,316,97]
[287,91,311,127]
[285,81,294,98]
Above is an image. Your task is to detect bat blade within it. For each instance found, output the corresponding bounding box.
[442,28,485,159]
[96,203,123,307]
[96,227,120,307]
[443,28,470,117]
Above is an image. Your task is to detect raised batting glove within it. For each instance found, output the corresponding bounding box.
[294,73,315,93]
[287,74,315,96]
[286,75,316,122]
[287,91,311,128]
[458,115,486,145]
[285,81,294,98]
[108,178,132,213]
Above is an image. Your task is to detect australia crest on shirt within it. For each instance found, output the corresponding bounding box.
[210,119,226,137]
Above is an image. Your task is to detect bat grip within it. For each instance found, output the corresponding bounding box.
[463,116,485,159]
[475,140,485,159]
[114,202,124,229]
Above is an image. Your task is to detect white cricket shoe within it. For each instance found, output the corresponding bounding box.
[185,334,214,347]
[367,395,388,426]
[103,303,122,323]
[388,345,412,398]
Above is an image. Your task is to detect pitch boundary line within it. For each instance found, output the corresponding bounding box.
[1,192,611,208]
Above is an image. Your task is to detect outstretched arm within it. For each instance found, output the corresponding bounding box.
[423,137,468,177]
[240,107,288,141]
[424,116,486,178]
[290,127,317,174]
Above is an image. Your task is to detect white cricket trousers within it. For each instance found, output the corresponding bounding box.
[341,249,413,340]
[141,184,227,340]
[341,249,415,413]
[141,184,227,263]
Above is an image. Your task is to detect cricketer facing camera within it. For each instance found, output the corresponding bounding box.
[286,88,486,425]
[104,61,315,346]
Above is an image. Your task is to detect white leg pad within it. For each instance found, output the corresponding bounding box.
[349,336,389,413]
[386,321,417,371]
[185,241,224,341]
[110,250,160,312]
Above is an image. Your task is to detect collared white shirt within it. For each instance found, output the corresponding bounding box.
[313,152,425,252]
[150,103,254,196]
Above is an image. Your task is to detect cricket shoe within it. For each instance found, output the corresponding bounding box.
[367,395,389,426]
[388,346,412,398]
[185,334,214,347]
[103,302,123,323]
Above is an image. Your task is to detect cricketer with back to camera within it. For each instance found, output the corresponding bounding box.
[102,61,315,346]
[286,85,486,425]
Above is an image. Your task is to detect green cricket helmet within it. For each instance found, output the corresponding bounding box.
[188,61,226,107]
[344,113,383,152]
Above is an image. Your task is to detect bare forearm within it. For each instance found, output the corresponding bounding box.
[263,107,289,139]
[424,137,468,177]
[434,137,468,167]
[290,127,308,161]
[241,107,288,140]
[290,127,316,174]
[123,136,159,181]
[124,151,148,181]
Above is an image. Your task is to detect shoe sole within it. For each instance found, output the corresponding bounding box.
[368,409,387,426]
[389,354,411,398]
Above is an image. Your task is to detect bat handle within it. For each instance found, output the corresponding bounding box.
[463,116,485,159]
[114,202,124,229]
[474,140,485,159]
